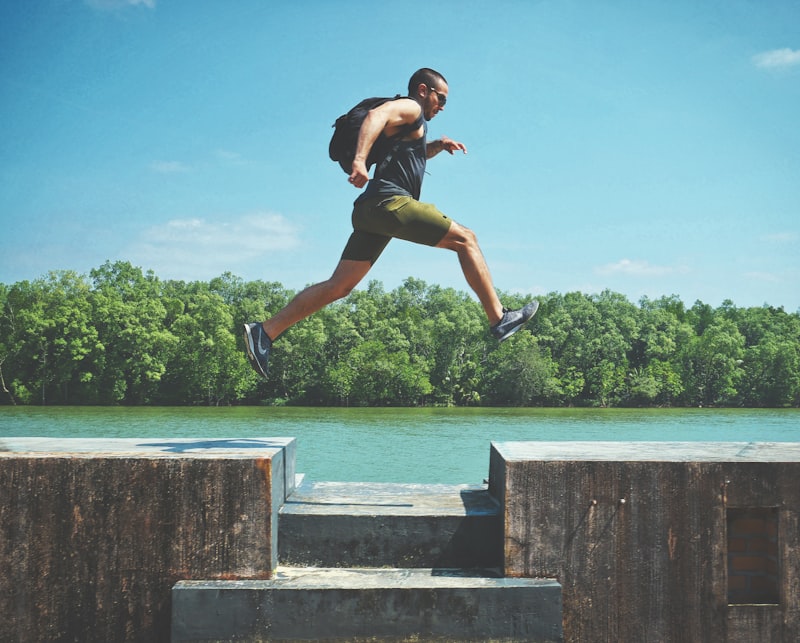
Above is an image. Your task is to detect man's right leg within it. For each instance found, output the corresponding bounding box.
[244,259,372,377]
[436,220,539,342]
[435,221,504,325]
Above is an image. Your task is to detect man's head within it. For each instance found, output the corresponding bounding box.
[408,67,448,121]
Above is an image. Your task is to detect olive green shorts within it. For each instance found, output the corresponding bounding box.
[341,195,453,264]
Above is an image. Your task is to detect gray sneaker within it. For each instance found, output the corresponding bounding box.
[490,301,539,342]
[243,322,272,378]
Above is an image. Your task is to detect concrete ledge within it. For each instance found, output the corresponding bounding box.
[490,440,800,642]
[0,437,296,643]
[281,481,499,515]
[279,481,502,568]
[491,440,800,463]
[172,568,563,642]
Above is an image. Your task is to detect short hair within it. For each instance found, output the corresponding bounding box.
[408,68,448,95]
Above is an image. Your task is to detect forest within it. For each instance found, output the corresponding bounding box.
[1,261,799,408]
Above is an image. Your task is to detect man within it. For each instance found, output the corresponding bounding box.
[244,68,537,379]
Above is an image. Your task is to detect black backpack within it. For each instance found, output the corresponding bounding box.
[328,95,421,174]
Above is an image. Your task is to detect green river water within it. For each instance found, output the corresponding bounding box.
[1,406,798,484]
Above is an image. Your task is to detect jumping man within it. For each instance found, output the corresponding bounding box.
[244,68,538,378]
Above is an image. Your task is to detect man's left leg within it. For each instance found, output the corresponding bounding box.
[262,259,373,341]
[243,259,373,378]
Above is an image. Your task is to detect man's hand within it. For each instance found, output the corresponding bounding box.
[440,136,467,155]
[348,159,369,188]
[427,136,467,159]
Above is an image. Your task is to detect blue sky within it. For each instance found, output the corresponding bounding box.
[1,0,798,311]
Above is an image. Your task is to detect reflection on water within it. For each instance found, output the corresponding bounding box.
[1,406,798,484]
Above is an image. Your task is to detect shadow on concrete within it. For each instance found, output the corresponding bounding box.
[137,438,287,453]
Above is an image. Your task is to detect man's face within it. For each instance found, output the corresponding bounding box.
[423,82,448,121]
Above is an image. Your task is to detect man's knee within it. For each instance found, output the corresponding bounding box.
[461,225,478,247]
[439,221,479,251]
[329,280,357,300]
[326,260,371,300]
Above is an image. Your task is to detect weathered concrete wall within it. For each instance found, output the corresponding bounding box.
[489,441,800,643]
[0,437,295,643]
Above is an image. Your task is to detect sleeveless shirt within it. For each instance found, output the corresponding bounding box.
[358,118,428,202]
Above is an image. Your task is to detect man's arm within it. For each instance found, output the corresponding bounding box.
[426,136,467,159]
[348,99,423,188]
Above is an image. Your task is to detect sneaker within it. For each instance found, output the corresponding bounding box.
[490,301,539,342]
[243,322,272,378]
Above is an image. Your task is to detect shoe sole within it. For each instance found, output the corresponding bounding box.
[243,323,269,378]
[498,301,539,343]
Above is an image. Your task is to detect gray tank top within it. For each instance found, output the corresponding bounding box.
[358,119,428,201]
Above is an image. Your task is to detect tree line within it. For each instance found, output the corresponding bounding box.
[1,261,798,407]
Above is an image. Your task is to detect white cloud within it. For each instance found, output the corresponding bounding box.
[84,0,156,10]
[216,149,246,164]
[124,213,301,279]
[760,231,798,243]
[752,48,800,69]
[150,160,190,174]
[85,0,155,9]
[745,271,781,284]
[146,214,299,253]
[594,258,688,278]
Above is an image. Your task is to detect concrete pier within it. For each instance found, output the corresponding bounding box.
[0,437,295,643]
[3,437,798,641]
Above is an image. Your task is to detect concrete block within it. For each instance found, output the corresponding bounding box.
[490,441,800,643]
[0,437,296,643]
[172,567,563,642]
[279,481,502,568]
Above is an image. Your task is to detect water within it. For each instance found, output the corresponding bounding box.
[1,406,798,484]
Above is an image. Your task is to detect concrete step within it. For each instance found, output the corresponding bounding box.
[172,567,563,642]
[278,481,502,569]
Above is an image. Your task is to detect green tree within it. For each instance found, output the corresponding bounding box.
[330,337,432,406]
[1,272,101,404]
[629,296,693,405]
[526,292,581,404]
[269,314,330,404]
[738,334,800,407]
[0,283,20,404]
[483,332,560,405]
[89,261,176,404]
[160,291,250,405]
[414,283,486,406]
[679,317,745,406]
[536,291,636,406]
